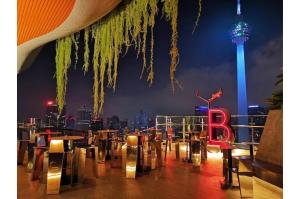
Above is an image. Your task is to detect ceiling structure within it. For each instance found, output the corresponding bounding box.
[17,0,121,73]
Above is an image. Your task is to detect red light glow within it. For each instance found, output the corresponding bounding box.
[47,101,53,106]
[208,108,235,147]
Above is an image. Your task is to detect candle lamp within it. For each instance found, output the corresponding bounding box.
[179,142,189,161]
[191,135,201,167]
[121,143,127,170]
[192,154,201,166]
[126,135,138,179]
[49,140,64,153]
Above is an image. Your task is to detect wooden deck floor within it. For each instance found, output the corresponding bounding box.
[18,152,244,199]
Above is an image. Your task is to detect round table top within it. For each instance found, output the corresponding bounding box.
[220,144,236,150]
[18,125,35,129]
[36,132,62,135]
[18,139,30,142]
[96,129,119,133]
[178,131,199,134]
[44,125,55,128]
[51,136,84,140]
[237,142,260,145]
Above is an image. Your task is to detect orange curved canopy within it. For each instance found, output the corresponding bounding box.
[17,0,75,45]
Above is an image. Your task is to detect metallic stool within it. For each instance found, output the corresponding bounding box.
[86,145,99,178]
[41,151,49,184]
[143,135,152,171]
[72,147,87,184]
[17,140,29,165]
[175,141,188,161]
[31,146,47,181]
[111,140,123,168]
[97,133,108,162]
[191,139,201,167]
[126,135,138,179]
[121,143,127,170]
[26,143,35,172]
[47,140,64,195]
[155,133,163,167]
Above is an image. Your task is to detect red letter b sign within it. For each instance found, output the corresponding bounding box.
[208,108,235,146]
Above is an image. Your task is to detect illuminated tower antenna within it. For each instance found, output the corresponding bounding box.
[237,0,241,15]
[230,0,250,141]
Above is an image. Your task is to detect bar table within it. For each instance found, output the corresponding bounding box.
[220,144,236,189]
[36,131,61,146]
[95,130,119,160]
[47,136,85,194]
[238,142,259,160]
[29,132,62,179]
[178,131,199,163]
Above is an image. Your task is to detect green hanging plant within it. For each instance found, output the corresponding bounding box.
[55,35,73,113]
[55,0,202,116]
[83,27,90,74]
[193,0,202,34]
[162,0,179,92]
[71,33,80,69]
[147,0,158,85]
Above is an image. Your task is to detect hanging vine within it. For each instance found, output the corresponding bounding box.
[147,0,158,85]
[193,0,202,34]
[83,27,90,74]
[162,0,179,92]
[55,35,73,113]
[55,0,202,116]
[71,33,80,69]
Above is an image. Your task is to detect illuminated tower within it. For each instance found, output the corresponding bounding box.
[230,0,250,141]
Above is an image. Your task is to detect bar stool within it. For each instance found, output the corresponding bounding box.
[126,135,138,179]
[47,140,64,195]
[155,132,164,167]
[84,134,99,178]
[199,131,208,161]
[31,146,48,181]
[111,136,123,168]
[98,132,108,162]
[191,134,201,167]
[17,140,29,165]
[165,128,173,155]
[46,136,87,194]
[142,134,152,171]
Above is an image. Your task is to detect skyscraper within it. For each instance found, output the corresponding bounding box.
[107,115,120,130]
[248,105,268,142]
[45,100,66,129]
[194,105,208,117]
[231,0,251,141]
[134,110,148,129]
[76,105,92,130]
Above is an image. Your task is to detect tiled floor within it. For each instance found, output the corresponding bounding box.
[18,153,243,199]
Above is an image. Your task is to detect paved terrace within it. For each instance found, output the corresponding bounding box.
[17,151,253,199]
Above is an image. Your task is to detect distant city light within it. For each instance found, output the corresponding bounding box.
[195,106,208,111]
[248,105,259,108]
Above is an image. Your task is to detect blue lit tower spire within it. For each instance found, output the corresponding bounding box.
[230,0,250,141]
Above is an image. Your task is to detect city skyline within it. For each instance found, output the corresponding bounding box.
[17,0,282,121]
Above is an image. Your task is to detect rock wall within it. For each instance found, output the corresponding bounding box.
[256,109,283,167]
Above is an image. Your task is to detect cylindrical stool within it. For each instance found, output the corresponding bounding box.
[126,135,138,179]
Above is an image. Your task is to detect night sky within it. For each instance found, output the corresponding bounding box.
[17,0,283,122]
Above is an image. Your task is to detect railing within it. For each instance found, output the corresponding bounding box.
[155,115,268,143]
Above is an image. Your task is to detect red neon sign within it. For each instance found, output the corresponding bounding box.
[208,108,235,147]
